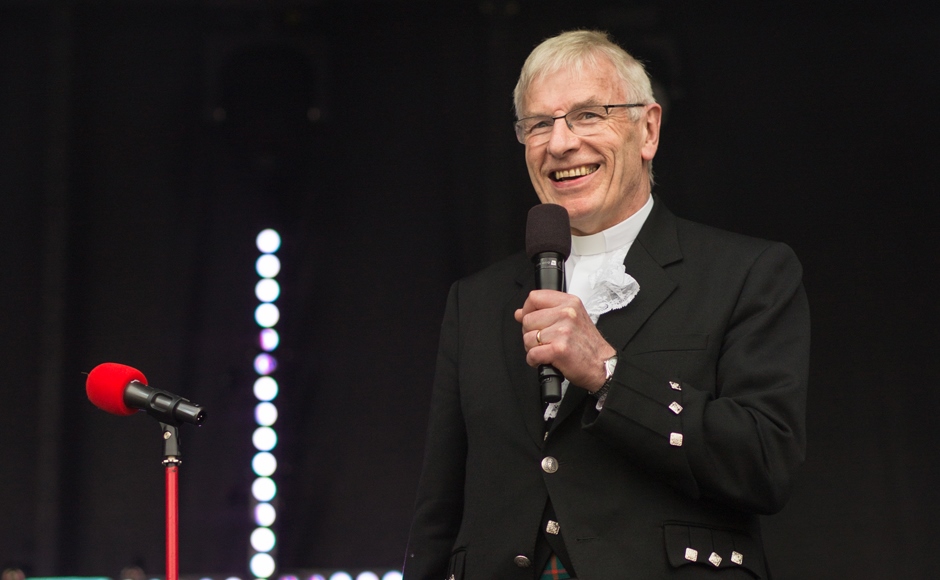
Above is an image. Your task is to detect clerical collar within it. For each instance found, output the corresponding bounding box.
[570,196,654,256]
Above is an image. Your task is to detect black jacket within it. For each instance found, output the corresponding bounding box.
[405,199,810,579]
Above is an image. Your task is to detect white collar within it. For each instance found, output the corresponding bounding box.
[570,195,654,256]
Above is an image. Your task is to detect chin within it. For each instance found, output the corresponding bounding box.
[557,199,595,220]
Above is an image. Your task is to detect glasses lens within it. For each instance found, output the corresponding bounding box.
[516,117,551,143]
[567,106,609,136]
[515,105,631,144]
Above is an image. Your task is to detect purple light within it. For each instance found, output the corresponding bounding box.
[254,353,278,376]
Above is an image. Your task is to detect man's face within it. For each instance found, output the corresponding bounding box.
[520,58,661,236]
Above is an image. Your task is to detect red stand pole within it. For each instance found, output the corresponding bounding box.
[165,462,180,580]
[162,422,182,580]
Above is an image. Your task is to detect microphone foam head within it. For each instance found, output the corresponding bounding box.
[86,362,148,416]
[526,203,571,259]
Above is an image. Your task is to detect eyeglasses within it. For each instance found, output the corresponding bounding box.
[514,103,646,144]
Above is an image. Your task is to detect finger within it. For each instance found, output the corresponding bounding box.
[525,344,554,368]
[517,289,567,320]
[526,327,552,350]
[522,329,538,352]
[526,289,576,309]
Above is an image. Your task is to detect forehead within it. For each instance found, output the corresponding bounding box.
[522,59,626,116]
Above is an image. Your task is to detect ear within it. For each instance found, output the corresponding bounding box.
[640,103,662,162]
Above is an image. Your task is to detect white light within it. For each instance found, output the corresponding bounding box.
[224,577,242,580]
[256,229,282,253]
[256,278,281,302]
[255,502,277,526]
[249,552,276,577]
[328,574,353,580]
[256,254,281,278]
[253,452,277,476]
[255,303,280,328]
[253,427,278,451]
[356,574,379,580]
[381,573,403,580]
[254,377,279,401]
[251,526,277,552]
[255,402,278,426]
[251,232,282,579]
[252,477,277,502]
[259,328,280,351]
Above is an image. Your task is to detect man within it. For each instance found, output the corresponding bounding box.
[405,30,808,579]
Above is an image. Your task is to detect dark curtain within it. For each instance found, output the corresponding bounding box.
[1,1,937,577]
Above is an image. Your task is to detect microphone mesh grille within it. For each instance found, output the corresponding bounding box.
[526,203,571,259]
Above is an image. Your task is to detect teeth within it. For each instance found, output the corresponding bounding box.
[553,165,597,181]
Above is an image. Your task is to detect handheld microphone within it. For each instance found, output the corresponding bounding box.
[86,362,206,426]
[525,203,571,404]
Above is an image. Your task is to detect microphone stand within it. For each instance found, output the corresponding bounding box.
[160,423,181,580]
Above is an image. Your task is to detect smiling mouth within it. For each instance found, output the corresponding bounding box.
[551,165,599,182]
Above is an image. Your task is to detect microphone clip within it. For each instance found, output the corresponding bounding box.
[124,381,206,426]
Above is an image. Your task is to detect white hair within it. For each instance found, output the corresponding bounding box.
[513,30,657,118]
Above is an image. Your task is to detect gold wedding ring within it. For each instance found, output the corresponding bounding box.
[536,330,543,345]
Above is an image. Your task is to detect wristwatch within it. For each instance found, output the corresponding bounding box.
[592,354,618,399]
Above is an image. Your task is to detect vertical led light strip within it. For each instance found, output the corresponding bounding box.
[251,229,282,578]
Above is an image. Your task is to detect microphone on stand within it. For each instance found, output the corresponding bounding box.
[86,362,206,426]
[84,361,203,580]
[525,203,571,404]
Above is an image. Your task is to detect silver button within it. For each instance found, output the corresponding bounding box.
[669,381,682,390]
[669,433,684,447]
[731,551,744,565]
[684,548,698,561]
[546,520,560,535]
[513,555,531,568]
[709,552,722,567]
[541,456,559,473]
[669,401,683,414]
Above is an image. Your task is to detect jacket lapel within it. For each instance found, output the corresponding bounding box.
[503,263,547,447]
[553,199,682,428]
[597,198,682,349]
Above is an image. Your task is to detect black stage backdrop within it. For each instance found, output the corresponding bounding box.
[1,1,937,577]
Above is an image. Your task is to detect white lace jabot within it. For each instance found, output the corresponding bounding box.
[566,195,652,320]
[581,245,639,323]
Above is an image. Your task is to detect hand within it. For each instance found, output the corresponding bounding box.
[514,289,617,392]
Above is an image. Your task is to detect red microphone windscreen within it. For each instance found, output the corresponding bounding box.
[86,362,148,416]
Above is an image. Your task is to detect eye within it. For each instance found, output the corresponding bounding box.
[529,117,553,131]
[570,108,604,122]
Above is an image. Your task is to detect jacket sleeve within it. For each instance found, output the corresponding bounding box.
[403,282,466,579]
[584,241,810,514]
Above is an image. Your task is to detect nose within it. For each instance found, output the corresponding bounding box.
[545,116,580,157]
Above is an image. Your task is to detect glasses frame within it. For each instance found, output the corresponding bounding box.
[514,103,646,144]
